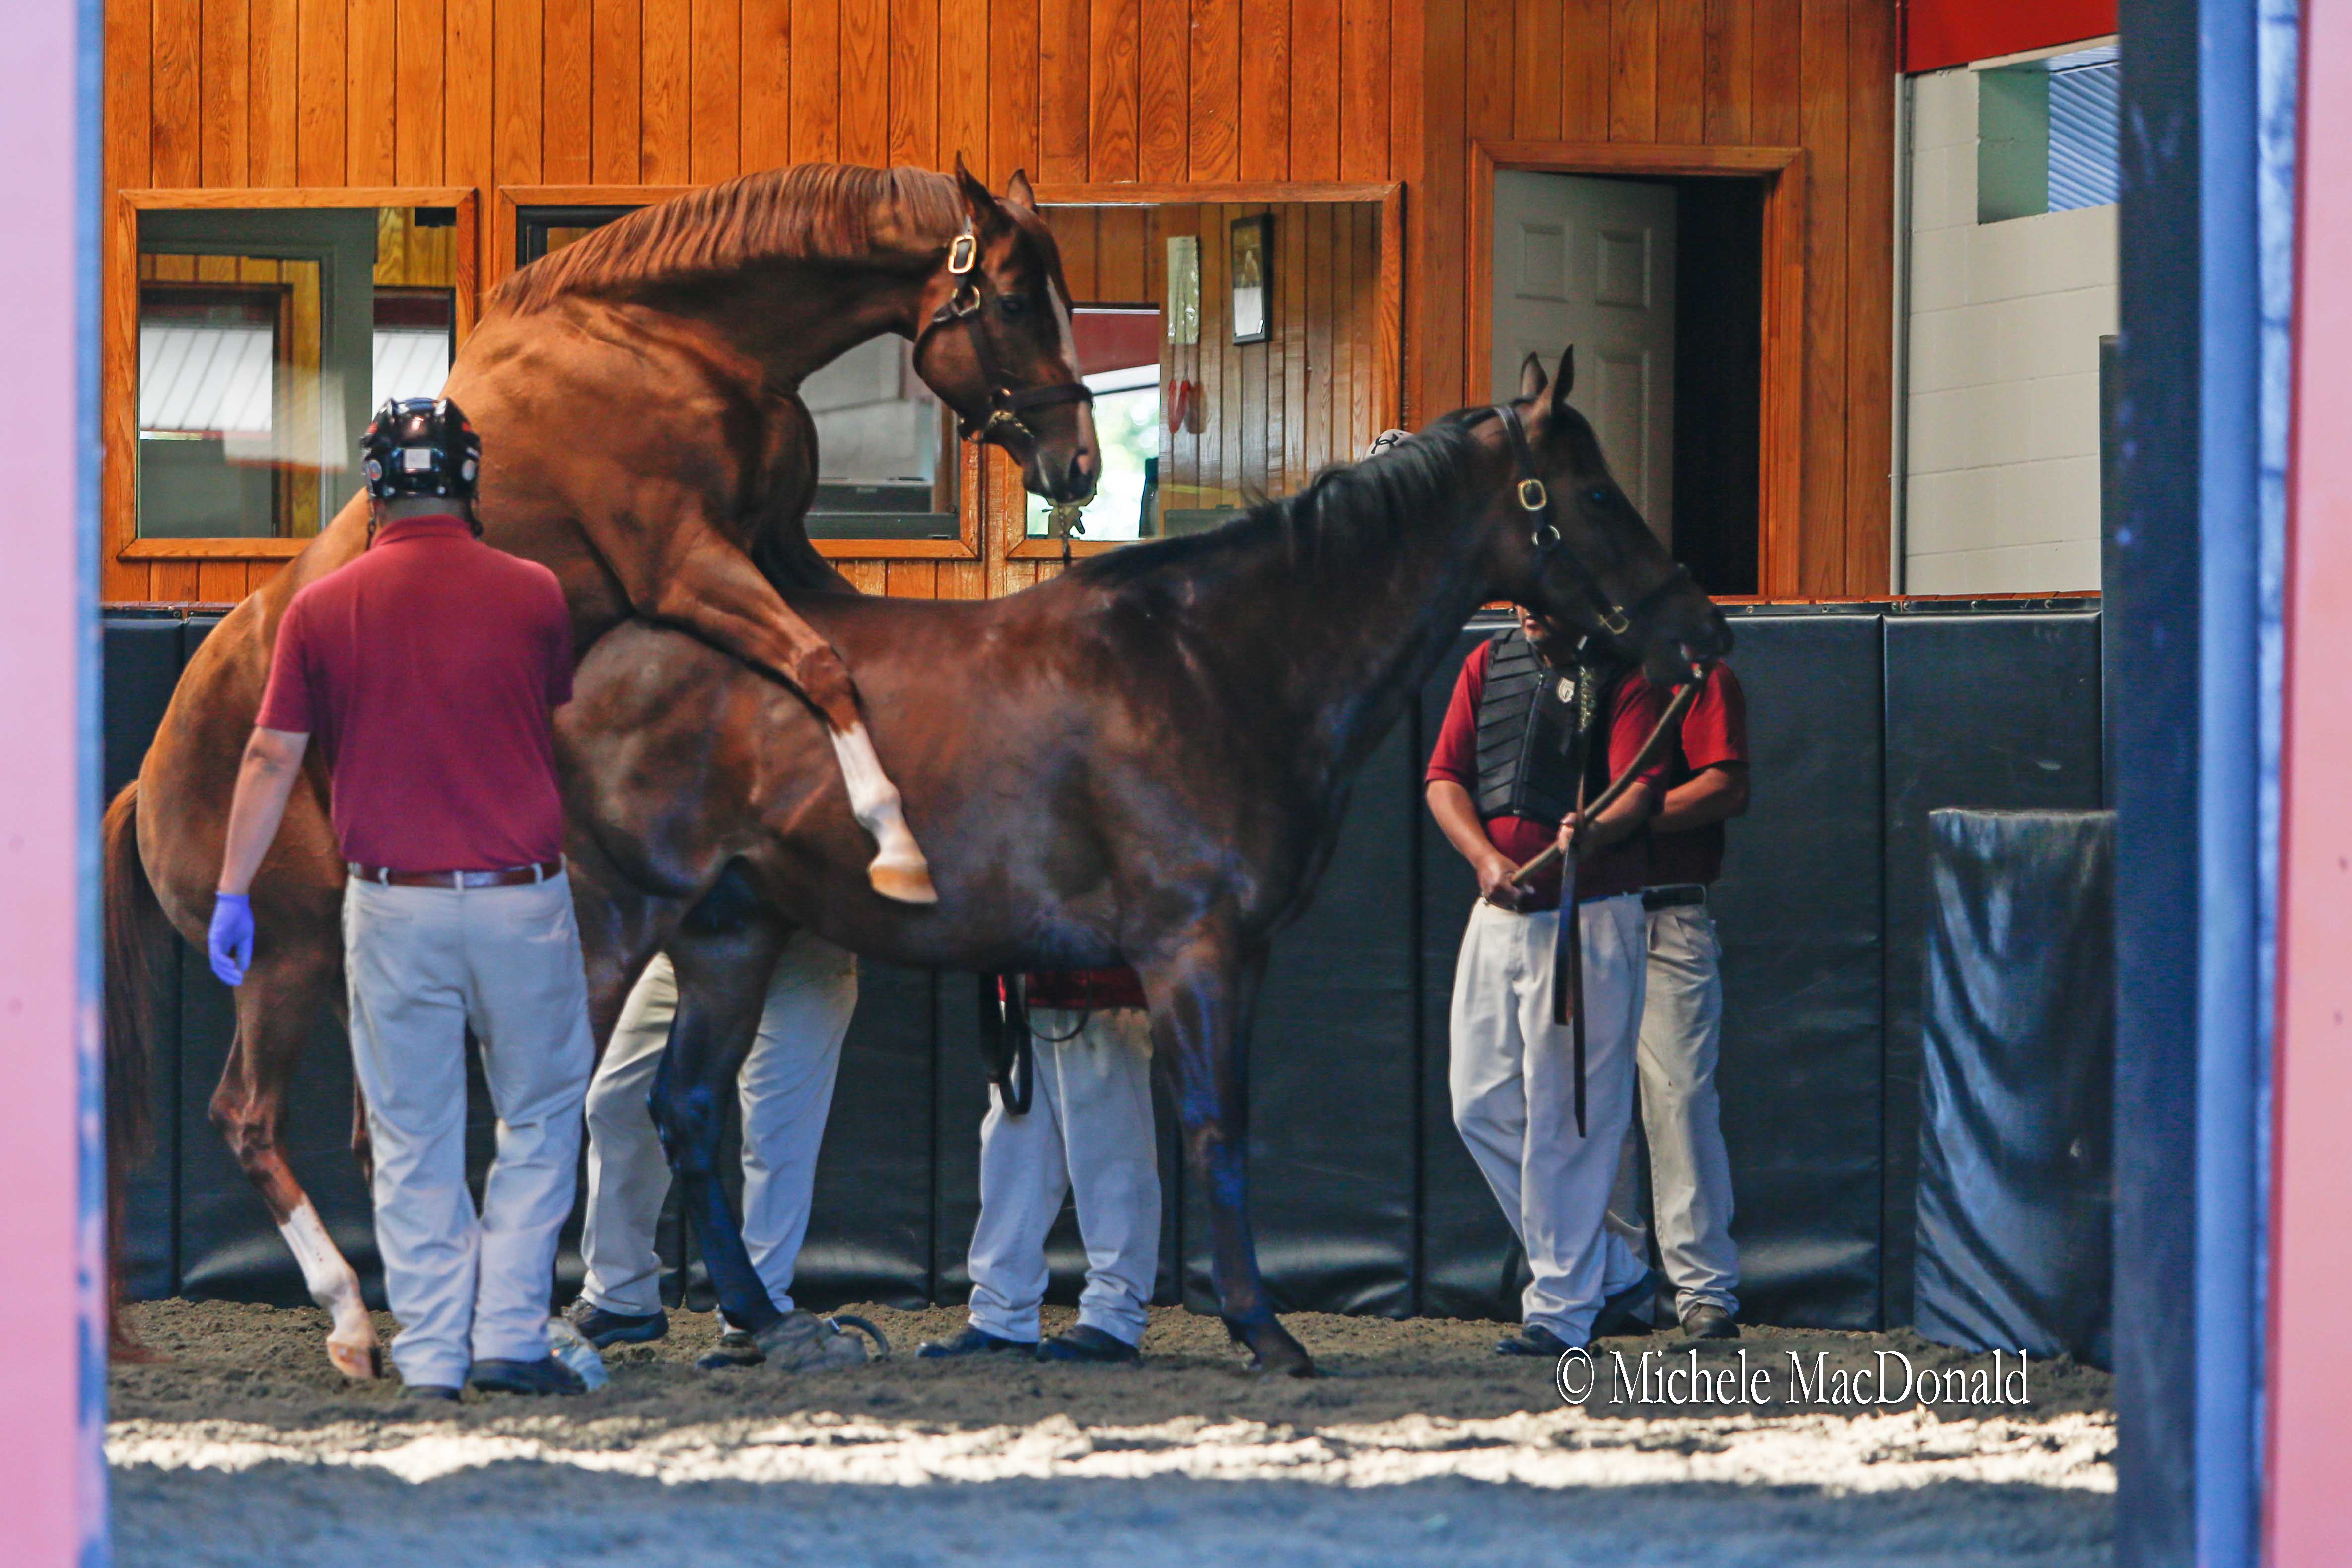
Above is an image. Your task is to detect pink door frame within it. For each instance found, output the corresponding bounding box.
[0,2,110,1564]
[2269,0,2352,1557]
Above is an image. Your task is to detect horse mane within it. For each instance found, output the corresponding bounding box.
[491,163,966,315]
[1072,412,1486,589]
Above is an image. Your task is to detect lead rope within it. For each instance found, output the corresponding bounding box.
[1552,658,1599,1135]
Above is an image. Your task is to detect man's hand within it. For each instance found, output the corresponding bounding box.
[208,892,254,987]
[1475,851,1534,910]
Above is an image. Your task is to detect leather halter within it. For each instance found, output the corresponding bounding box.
[1469,400,1695,647]
[914,225,1096,446]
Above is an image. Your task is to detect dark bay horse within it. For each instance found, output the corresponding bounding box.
[105,159,1096,1377]
[556,353,1729,1376]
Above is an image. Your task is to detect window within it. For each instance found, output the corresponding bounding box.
[514,204,959,540]
[1978,45,2120,224]
[134,205,459,540]
[1026,308,1164,542]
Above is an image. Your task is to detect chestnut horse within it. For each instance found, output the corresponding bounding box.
[554,353,1729,1376]
[105,160,1096,1377]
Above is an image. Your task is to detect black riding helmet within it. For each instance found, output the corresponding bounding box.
[360,396,482,503]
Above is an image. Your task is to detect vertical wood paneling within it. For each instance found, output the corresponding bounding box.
[492,0,542,183]
[885,561,938,596]
[1136,0,1186,179]
[1037,0,1088,181]
[694,0,746,178]
[1465,0,1512,146]
[1339,0,1387,178]
[200,0,251,184]
[1304,202,1332,472]
[1796,0,1847,593]
[1656,0,1702,143]
[1751,0,1801,144]
[642,0,692,179]
[1281,200,1307,486]
[742,0,792,168]
[1843,0,1892,592]
[1560,0,1607,138]
[791,0,840,160]
[1290,0,1340,177]
[986,0,1035,176]
[541,0,591,179]
[1237,0,1287,180]
[251,0,298,184]
[1188,0,1238,179]
[397,0,449,183]
[837,0,889,164]
[593,0,644,181]
[1512,0,1557,140]
[1089,0,1140,180]
[1608,0,1656,142]
[1096,206,1149,299]
[346,0,398,181]
[937,0,986,169]
[1703,0,1753,144]
[153,1,200,189]
[887,0,936,166]
[447,0,492,187]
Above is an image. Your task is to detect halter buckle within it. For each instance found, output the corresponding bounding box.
[1599,607,1633,637]
[1530,519,1562,551]
[980,407,1033,443]
[1516,477,1549,513]
[948,230,979,275]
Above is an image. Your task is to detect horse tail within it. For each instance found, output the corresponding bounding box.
[103,781,165,1165]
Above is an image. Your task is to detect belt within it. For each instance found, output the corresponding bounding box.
[1643,883,1708,911]
[348,860,563,889]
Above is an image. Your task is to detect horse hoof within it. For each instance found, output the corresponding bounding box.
[867,853,939,905]
[328,1334,383,1381]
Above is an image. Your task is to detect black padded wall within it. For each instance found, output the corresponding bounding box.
[1879,607,2103,1325]
[789,963,936,1309]
[1707,608,1888,1328]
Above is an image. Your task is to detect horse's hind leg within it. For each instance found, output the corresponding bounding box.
[652,895,789,1341]
[1142,936,1314,1377]
[209,937,382,1379]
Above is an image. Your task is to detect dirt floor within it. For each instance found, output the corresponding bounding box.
[110,1298,2117,1568]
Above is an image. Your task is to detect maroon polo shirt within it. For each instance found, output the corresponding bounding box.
[255,513,575,873]
[1424,639,1671,907]
[1647,662,1749,887]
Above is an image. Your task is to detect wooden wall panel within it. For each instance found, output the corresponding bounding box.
[104,0,1882,600]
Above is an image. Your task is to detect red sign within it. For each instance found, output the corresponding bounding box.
[1903,0,2115,74]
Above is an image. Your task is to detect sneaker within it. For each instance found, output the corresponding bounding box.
[1494,1323,1576,1357]
[399,1382,461,1402]
[566,1298,669,1349]
[467,1356,587,1396]
[1037,1324,1140,1364]
[1680,1303,1740,1340]
[917,1324,1037,1359]
[1592,1268,1663,1338]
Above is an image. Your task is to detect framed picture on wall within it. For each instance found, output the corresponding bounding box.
[1230,215,1272,345]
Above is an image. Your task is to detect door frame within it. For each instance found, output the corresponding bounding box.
[1468,142,1807,596]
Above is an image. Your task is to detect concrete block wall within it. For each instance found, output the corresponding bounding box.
[1904,68,2117,594]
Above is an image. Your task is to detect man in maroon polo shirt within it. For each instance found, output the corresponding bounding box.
[1610,662,1750,1341]
[207,397,594,1401]
[1426,605,1672,1354]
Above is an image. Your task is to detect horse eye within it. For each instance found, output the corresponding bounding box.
[997,294,1031,318]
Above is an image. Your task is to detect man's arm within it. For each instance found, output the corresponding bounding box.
[218,727,311,896]
[1427,780,1534,910]
[1559,779,1659,857]
[1652,761,1749,833]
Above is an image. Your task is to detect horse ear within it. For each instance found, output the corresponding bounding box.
[953,153,1009,234]
[1003,169,1039,213]
[1552,346,1577,414]
[1518,352,1548,402]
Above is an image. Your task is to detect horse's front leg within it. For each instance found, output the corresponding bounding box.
[1142,935,1313,1377]
[651,899,789,1340]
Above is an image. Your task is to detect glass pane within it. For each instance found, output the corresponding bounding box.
[1029,305,1164,540]
[135,206,457,540]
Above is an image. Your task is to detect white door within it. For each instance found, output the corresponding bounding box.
[1491,171,1677,546]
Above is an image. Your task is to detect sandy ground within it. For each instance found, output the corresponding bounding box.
[111,1299,2116,1568]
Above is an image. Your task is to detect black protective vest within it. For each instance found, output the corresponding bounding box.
[1473,629,1616,823]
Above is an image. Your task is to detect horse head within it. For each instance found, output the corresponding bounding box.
[1479,348,1731,684]
[911,157,1102,506]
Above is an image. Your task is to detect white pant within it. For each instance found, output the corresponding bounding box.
[342,874,596,1388]
[578,935,858,1318]
[1450,894,1653,1344]
[966,1004,1160,1347]
[1609,903,1741,1316]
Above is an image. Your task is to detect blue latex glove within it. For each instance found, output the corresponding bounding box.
[208,892,254,988]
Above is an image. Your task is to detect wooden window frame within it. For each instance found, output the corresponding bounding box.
[1008,181,1406,561]
[1466,142,1808,598]
[105,187,479,597]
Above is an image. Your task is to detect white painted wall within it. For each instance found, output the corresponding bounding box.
[1903,67,2116,593]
